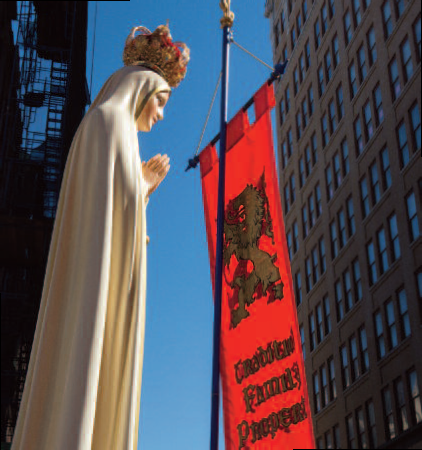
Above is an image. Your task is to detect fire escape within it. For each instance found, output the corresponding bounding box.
[1,1,89,445]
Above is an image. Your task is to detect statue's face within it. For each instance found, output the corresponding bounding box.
[137,91,170,132]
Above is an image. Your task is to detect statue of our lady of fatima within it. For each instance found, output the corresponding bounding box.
[11,24,190,450]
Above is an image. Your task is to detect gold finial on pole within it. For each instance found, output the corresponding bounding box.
[220,0,234,28]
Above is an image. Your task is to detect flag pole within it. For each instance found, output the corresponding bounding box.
[210,2,233,449]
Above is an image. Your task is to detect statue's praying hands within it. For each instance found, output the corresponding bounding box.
[142,153,170,199]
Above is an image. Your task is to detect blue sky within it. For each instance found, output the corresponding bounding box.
[86,1,274,448]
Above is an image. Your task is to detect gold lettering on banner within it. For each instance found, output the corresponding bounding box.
[236,397,308,449]
[241,362,301,413]
[234,329,295,384]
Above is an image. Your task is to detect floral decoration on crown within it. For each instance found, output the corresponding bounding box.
[123,24,190,88]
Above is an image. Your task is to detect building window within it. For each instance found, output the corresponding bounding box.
[310,311,317,350]
[381,147,391,189]
[382,1,393,39]
[350,335,359,382]
[322,114,329,147]
[367,25,377,66]
[321,365,329,407]
[326,166,333,201]
[395,377,410,432]
[389,213,400,261]
[335,279,344,321]
[291,25,296,51]
[354,117,364,155]
[359,326,369,373]
[389,57,401,101]
[338,209,347,248]
[305,146,312,176]
[321,2,328,34]
[373,83,384,126]
[302,0,308,21]
[329,100,337,134]
[336,84,344,119]
[324,295,331,334]
[377,228,389,274]
[363,101,374,142]
[316,303,324,343]
[293,220,299,253]
[318,238,326,275]
[347,196,356,236]
[303,205,309,238]
[360,177,370,218]
[333,153,341,188]
[329,357,337,400]
[341,138,349,175]
[297,13,302,36]
[353,259,363,302]
[352,0,362,26]
[325,50,332,82]
[309,194,316,228]
[300,325,306,360]
[325,430,333,449]
[343,269,353,311]
[409,102,421,150]
[281,141,288,169]
[285,86,290,112]
[408,369,422,424]
[375,310,386,359]
[356,407,367,449]
[306,256,313,292]
[287,128,293,157]
[414,15,421,61]
[305,40,311,68]
[331,221,339,259]
[383,387,396,440]
[349,62,358,98]
[293,67,299,95]
[398,288,410,338]
[367,240,377,285]
[318,65,325,97]
[367,400,378,448]
[312,245,319,284]
[332,34,340,67]
[358,45,367,82]
[302,98,308,130]
[315,17,321,47]
[385,299,398,349]
[284,183,290,214]
[344,10,353,45]
[401,37,414,83]
[299,156,305,187]
[395,0,405,18]
[341,345,351,389]
[406,191,420,241]
[296,111,302,139]
[370,161,380,204]
[315,182,322,216]
[313,372,321,413]
[308,85,314,116]
[287,231,293,260]
[279,98,285,125]
[295,271,302,306]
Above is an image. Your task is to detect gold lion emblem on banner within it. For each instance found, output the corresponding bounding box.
[224,170,284,328]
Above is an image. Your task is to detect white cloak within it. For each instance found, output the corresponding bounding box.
[11,66,170,450]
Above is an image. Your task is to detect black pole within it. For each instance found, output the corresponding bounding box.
[210,23,230,450]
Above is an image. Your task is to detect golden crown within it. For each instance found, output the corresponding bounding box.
[123,25,190,88]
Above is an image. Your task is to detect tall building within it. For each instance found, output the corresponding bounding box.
[265,0,421,448]
[0,1,89,446]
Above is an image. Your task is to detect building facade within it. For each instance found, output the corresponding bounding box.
[0,2,89,446]
[265,0,421,448]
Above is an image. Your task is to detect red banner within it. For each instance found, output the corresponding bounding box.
[200,83,315,449]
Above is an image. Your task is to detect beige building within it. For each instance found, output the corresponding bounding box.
[265,0,421,448]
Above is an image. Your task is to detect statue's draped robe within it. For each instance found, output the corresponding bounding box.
[11,66,170,450]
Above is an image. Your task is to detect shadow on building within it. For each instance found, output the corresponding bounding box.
[0,1,90,446]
